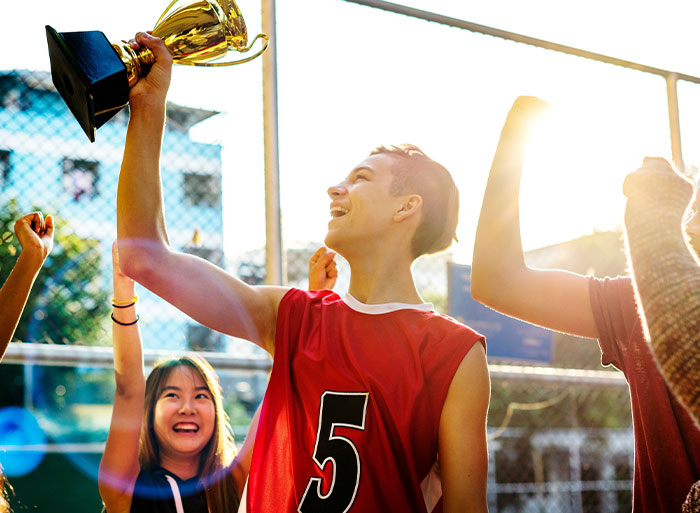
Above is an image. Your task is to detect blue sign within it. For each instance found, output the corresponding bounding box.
[448,263,553,363]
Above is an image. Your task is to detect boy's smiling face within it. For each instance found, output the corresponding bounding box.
[324,153,405,255]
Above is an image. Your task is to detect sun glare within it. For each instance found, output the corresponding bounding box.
[518,88,671,252]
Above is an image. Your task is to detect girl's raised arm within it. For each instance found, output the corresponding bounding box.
[98,241,146,513]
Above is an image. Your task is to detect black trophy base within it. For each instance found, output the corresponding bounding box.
[46,25,129,142]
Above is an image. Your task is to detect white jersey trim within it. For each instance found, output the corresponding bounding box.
[342,294,434,315]
[237,477,248,513]
[420,461,443,512]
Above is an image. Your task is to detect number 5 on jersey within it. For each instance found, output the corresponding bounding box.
[298,391,370,513]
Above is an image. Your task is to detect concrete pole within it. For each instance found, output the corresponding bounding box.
[261,0,285,285]
[666,73,684,173]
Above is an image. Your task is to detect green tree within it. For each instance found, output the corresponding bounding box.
[0,198,109,345]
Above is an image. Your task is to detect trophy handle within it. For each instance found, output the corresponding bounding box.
[156,0,180,26]
[174,33,269,67]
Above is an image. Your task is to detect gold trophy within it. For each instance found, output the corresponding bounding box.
[46,0,268,142]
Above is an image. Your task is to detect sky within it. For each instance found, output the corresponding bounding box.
[5,0,700,265]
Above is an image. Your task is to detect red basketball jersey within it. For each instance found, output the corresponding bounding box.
[244,289,485,513]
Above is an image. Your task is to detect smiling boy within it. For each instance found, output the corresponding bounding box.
[116,32,489,513]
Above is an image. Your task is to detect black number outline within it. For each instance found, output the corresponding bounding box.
[297,391,369,513]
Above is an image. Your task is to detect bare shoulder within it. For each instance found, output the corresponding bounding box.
[441,342,489,422]
[260,285,293,317]
[453,343,489,394]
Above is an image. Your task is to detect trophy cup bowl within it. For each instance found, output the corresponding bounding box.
[46,0,268,142]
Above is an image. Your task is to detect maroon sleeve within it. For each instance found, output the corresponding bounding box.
[587,275,642,373]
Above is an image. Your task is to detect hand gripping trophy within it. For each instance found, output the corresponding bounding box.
[46,0,268,142]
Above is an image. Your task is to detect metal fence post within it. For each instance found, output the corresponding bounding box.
[262,0,285,285]
[666,72,684,173]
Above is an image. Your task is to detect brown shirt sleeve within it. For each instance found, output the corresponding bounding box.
[588,275,642,374]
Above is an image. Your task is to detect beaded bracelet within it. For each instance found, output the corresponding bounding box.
[111,313,139,326]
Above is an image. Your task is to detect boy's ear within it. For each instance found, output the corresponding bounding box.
[394,194,422,223]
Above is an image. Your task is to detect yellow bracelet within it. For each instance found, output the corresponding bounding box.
[112,295,138,306]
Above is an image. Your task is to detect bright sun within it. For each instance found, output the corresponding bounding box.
[519,94,672,252]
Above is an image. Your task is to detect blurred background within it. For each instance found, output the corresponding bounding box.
[3,0,700,511]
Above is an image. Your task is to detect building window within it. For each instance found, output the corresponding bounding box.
[62,158,98,201]
[0,151,10,189]
[2,89,21,111]
[183,173,220,208]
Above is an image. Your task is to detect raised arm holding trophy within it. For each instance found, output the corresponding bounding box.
[46,0,268,142]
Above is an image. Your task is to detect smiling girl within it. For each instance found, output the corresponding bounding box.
[98,242,252,513]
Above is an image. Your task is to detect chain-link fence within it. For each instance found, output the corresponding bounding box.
[0,68,265,510]
[486,373,632,513]
[0,69,229,352]
[0,68,637,512]
[4,0,700,506]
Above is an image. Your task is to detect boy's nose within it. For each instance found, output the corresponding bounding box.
[328,183,346,198]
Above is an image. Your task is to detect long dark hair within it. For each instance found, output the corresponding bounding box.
[0,464,13,513]
[139,355,239,512]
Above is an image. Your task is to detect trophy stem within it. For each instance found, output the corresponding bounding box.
[111,41,156,87]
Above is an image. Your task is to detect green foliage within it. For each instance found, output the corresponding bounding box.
[420,290,447,314]
[0,198,110,345]
[488,381,631,430]
[224,397,253,427]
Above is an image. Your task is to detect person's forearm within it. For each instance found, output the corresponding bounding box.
[117,102,170,258]
[112,279,145,396]
[624,171,700,424]
[471,108,531,292]
[0,253,43,358]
